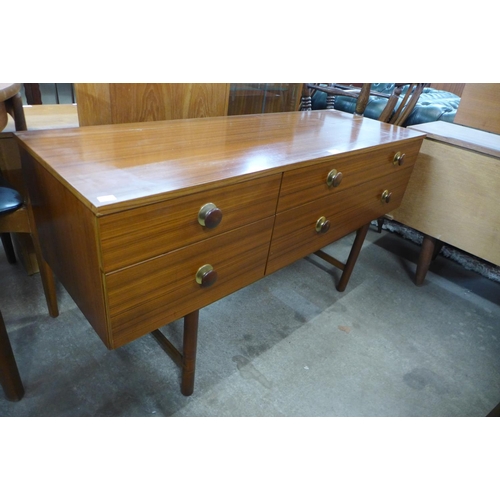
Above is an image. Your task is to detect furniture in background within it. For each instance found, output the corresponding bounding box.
[0,104,78,274]
[73,83,231,126]
[387,83,500,285]
[228,84,302,115]
[388,121,500,284]
[454,83,500,135]
[0,84,59,318]
[310,83,460,127]
[16,111,424,396]
[302,83,427,126]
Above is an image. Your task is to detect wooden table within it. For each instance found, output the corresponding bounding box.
[388,120,500,284]
[15,110,424,395]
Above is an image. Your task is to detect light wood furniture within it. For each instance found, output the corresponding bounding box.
[16,110,424,395]
[73,84,231,126]
[388,120,500,285]
[454,83,500,134]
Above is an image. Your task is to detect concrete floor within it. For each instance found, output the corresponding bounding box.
[1,227,499,417]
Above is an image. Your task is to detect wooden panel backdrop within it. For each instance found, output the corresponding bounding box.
[74,84,231,126]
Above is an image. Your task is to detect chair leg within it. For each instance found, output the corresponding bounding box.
[1,233,17,264]
[0,310,25,402]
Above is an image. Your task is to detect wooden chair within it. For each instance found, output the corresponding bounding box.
[1,84,59,318]
[301,83,427,126]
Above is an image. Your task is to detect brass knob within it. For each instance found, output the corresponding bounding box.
[195,264,218,287]
[315,216,331,233]
[381,190,392,204]
[326,169,343,187]
[393,152,406,166]
[198,203,223,228]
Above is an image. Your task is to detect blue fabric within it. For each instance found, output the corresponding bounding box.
[311,84,460,126]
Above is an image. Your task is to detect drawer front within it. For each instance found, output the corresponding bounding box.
[277,138,422,213]
[105,217,275,348]
[99,173,281,272]
[267,168,413,274]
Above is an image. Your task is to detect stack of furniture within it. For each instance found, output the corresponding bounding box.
[388,83,500,284]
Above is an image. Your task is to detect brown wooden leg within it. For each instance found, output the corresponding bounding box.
[337,222,370,292]
[0,310,25,402]
[415,234,437,286]
[10,93,27,131]
[377,216,384,233]
[151,309,200,396]
[181,310,199,396]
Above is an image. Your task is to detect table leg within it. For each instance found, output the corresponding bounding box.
[181,310,199,396]
[0,310,25,402]
[336,222,370,292]
[151,309,200,396]
[415,234,438,286]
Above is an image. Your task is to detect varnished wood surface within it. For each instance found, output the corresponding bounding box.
[107,218,275,348]
[19,110,425,351]
[268,168,413,273]
[16,111,424,216]
[74,84,230,127]
[454,83,500,135]
[409,121,500,158]
[99,174,282,272]
[277,140,422,213]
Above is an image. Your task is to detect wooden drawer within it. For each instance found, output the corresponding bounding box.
[99,173,282,272]
[267,168,413,274]
[277,139,422,213]
[105,217,275,348]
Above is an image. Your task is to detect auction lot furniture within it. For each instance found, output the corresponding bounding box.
[16,110,424,395]
[388,120,500,284]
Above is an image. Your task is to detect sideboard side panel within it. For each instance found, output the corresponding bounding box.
[20,149,111,346]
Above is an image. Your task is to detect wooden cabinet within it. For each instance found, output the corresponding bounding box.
[16,110,424,393]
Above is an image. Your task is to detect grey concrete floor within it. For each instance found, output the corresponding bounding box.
[1,227,499,417]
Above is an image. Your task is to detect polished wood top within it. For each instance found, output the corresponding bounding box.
[409,121,500,158]
[16,110,425,215]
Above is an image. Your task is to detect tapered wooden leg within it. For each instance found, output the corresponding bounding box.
[415,234,437,286]
[0,311,25,402]
[336,222,370,292]
[181,310,199,396]
[151,309,200,396]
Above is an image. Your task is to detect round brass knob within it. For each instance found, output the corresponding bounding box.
[315,216,331,233]
[195,264,218,287]
[393,152,406,166]
[198,203,223,228]
[381,190,392,204]
[326,169,343,187]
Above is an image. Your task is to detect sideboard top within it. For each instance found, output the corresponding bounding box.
[16,110,424,215]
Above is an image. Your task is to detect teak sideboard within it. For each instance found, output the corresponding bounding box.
[15,110,425,395]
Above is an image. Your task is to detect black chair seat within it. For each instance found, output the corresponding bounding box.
[0,186,23,215]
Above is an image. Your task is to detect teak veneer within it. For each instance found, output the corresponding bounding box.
[16,110,425,395]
